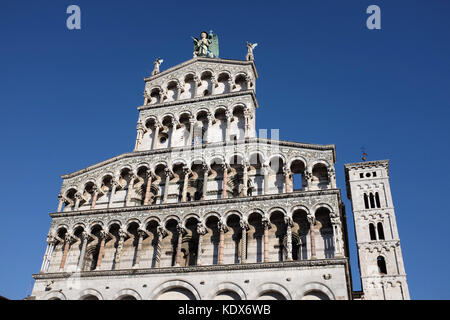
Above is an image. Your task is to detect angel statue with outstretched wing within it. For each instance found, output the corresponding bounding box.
[246,42,258,61]
[192,31,219,58]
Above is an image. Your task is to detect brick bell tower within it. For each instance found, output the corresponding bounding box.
[345,160,410,300]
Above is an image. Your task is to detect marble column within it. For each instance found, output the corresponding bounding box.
[181,167,191,202]
[284,216,293,261]
[113,229,126,269]
[57,194,64,212]
[218,221,228,265]
[95,231,107,270]
[222,164,229,199]
[59,233,72,270]
[328,168,336,188]
[196,222,207,266]
[152,124,161,150]
[155,226,167,268]
[175,224,185,267]
[134,229,145,267]
[41,235,55,272]
[242,161,249,197]
[284,167,291,193]
[143,170,154,205]
[90,187,99,210]
[244,110,251,139]
[225,112,232,142]
[304,169,312,191]
[77,231,89,271]
[202,165,209,200]
[163,169,172,204]
[240,219,249,264]
[125,174,136,207]
[263,165,270,195]
[205,114,213,143]
[108,180,117,208]
[134,121,145,151]
[262,218,271,262]
[74,192,82,210]
[188,119,195,146]
[331,214,343,257]
[308,214,317,259]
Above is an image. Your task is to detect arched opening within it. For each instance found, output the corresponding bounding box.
[377,256,387,274]
[301,290,330,300]
[145,220,159,268]
[210,158,225,199]
[369,223,377,240]
[80,294,99,300]
[369,193,376,208]
[180,74,195,100]
[364,193,369,209]
[377,222,385,240]
[269,156,285,194]
[204,215,220,265]
[375,192,381,208]
[315,208,334,258]
[248,153,264,196]
[117,295,137,300]
[149,88,161,104]
[199,71,213,97]
[230,105,245,141]
[154,164,168,205]
[161,219,178,267]
[63,188,77,212]
[234,74,248,91]
[166,81,179,102]
[214,290,242,300]
[224,214,242,264]
[290,160,306,191]
[269,211,287,261]
[157,287,197,300]
[213,108,228,142]
[83,224,102,271]
[182,217,200,266]
[257,291,286,300]
[292,209,310,260]
[311,164,329,190]
[247,212,263,263]
[217,73,231,94]
[229,154,244,198]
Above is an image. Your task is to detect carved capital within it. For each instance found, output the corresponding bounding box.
[196,222,207,236]
[218,220,228,233]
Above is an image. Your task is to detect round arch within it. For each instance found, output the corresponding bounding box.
[209,282,246,300]
[78,288,103,300]
[113,289,142,300]
[150,280,201,300]
[295,282,335,300]
[254,283,292,300]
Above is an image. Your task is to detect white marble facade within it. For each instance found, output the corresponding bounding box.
[31,55,408,300]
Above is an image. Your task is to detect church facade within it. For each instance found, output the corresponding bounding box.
[30,35,409,300]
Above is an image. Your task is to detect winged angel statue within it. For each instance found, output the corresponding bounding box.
[192,30,219,58]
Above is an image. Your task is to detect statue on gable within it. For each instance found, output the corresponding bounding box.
[192,30,219,58]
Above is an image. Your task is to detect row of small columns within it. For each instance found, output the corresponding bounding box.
[134,109,253,151]
[57,165,336,212]
[41,212,345,273]
[143,74,252,106]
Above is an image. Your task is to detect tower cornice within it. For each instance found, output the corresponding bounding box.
[144,57,258,82]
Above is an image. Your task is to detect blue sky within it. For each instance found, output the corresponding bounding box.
[1,0,449,299]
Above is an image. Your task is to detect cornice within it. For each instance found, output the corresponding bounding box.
[144,57,258,82]
[50,188,342,218]
[137,90,259,111]
[32,258,348,280]
[61,138,336,179]
[344,160,389,174]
